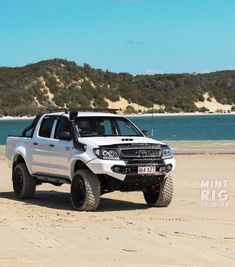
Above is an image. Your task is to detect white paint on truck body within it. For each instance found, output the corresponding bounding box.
[6,112,175,182]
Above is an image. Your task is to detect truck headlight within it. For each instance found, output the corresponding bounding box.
[93,148,120,160]
[161,145,173,159]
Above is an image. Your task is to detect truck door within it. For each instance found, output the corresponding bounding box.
[46,116,72,178]
[31,116,57,174]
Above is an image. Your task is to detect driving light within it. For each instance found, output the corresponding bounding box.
[159,166,166,172]
[94,148,120,160]
[166,164,173,171]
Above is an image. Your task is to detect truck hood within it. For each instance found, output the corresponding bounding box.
[80,136,164,147]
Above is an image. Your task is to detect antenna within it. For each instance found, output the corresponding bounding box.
[151,105,154,137]
[151,87,154,137]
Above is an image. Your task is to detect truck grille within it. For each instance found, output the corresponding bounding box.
[120,146,162,160]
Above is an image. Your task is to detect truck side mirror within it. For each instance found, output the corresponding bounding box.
[58,131,71,141]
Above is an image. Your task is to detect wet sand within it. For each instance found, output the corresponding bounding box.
[167,141,235,154]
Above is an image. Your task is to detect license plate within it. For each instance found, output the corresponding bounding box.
[138,166,156,174]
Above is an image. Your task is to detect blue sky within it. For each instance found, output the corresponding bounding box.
[0,0,235,74]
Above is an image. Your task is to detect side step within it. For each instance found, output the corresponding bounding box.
[34,174,71,185]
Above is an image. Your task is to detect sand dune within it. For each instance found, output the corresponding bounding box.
[105,97,164,113]
[194,93,233,112]
[0,155,234,267]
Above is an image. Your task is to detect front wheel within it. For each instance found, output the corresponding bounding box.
[71,169,101,211]
[143,175,173,207]
[12,163,36,199]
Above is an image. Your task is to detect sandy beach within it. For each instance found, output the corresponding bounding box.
[0,152,234,267]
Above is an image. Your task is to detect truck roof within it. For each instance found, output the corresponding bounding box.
[46,111,122,118]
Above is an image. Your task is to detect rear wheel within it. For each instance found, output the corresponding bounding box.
[143,175,173,207]
[13,163,36,199]
[71,169,100,211]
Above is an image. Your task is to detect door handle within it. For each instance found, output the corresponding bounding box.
[33,142,38,146]
[49,144,55,147]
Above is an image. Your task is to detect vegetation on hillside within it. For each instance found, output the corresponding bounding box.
[0,59,235,116]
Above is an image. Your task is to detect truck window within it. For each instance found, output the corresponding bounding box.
[55,117,71,139]
[115,119,138,136]
[39,117,55,138]
[74,117,141,137]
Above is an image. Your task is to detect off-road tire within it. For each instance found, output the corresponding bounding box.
[12,163,36,199]
[143,175,173,207]
[71,169,101,211]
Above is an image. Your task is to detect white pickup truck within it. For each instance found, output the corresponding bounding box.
[6,110,175,211]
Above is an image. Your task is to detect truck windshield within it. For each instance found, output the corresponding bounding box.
[74,116,143,137]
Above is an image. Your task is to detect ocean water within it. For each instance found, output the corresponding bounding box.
[0,114,235,145]
[130,114,235,141]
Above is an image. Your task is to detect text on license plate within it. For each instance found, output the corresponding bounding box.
[138,166,156,174]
